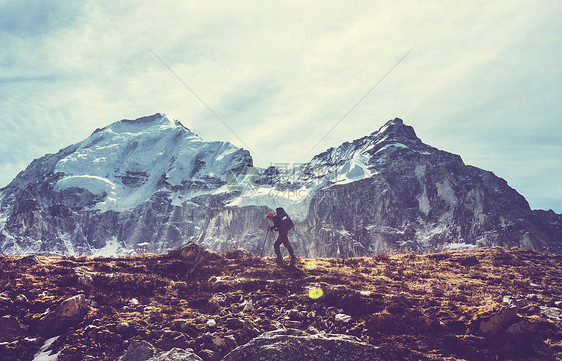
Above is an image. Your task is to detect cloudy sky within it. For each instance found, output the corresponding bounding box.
[1,0,561,212]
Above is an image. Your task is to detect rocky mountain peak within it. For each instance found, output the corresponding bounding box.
[91,113,192,137]
[371,117,420,143]
[310,118,424,168]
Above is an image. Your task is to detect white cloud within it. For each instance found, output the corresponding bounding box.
[0,0,561,212]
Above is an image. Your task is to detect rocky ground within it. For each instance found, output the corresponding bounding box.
[1,244,561,361]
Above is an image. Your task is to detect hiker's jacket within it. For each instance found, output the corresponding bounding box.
[271,215,285,232]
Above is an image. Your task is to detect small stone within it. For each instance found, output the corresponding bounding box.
[460,334,486,347]
[116,322,130,332]
[306,325,319,334]
[111,333,122,343]
[242,300,254,312]
[171,334,191,349]
[199,349,221,361]
[242,319,259,335]
[206,319,217,328]
[223,335,238,349]
[15,294,29,303]
[226,318,243,329]
[0,295,12,305]
[75,268,93,286]
[326,307,338,317]
[335,313,352,324]
[173,319,187,330]
[287,309,301,320]
[129,298,140,307]
[284,320,302,328]
[209,293,226,305]
[211,335,227,349]
[502,295,517,306]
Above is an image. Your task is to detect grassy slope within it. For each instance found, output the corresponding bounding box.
[1,245,561,361]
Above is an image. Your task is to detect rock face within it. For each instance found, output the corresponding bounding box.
[222,328,384,361]
[0,113,560,256]
[35,294,89,337]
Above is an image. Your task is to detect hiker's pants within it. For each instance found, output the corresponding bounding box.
[274,230,294,260]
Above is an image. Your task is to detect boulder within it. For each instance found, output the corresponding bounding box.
[36,294,89,337]
[120,340,157,361]
[120,340,203,361]
[222,328,384,361]
[0,315,28,342]
[334,313,352,324]
[150,348,203,361]
[479,296,525,335]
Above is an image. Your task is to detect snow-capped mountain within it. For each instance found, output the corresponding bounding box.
[0,113,560,256]
[0,114,252,255]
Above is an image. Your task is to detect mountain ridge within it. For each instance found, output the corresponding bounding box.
[0,113,560,256]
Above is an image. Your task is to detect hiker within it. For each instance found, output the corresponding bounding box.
[267,207,296,265]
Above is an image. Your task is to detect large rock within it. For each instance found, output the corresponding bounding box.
[120,340,157,361]
[36,294,89,337]
[119,340,203,361]
[222,328,385,361]
[0,315,28,342]
[479,296,525,335]
[151,349,204,361]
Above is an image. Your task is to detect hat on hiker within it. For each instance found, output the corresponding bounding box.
[266,212,274,220]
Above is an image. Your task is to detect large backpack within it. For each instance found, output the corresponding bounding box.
[283,215,294,231]
[276,207,294,231]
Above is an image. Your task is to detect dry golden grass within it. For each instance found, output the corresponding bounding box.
[0,245,561,360]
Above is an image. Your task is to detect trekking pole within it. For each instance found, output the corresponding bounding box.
[260,228,269,257]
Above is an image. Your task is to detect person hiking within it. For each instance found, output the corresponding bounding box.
[267,207,296,265]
